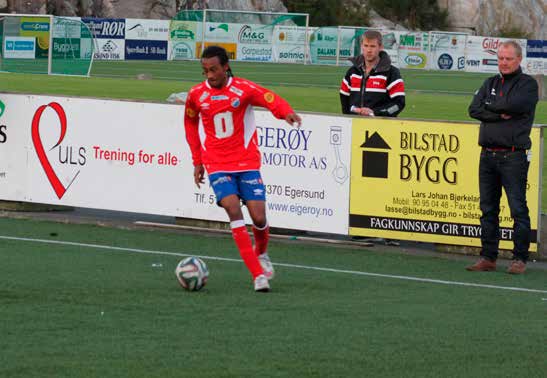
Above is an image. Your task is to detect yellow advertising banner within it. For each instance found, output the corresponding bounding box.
[349,118,541,252]
[196,42,237,60]
[20,17,50,58]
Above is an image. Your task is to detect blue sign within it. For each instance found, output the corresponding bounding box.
[437,53,453,69]
[82,18,125,39]
[125,40,168,60]
[526,40,546,59]
[6,40,34,51]
[20,21,49,32]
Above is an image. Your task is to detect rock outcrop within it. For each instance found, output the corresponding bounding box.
[1,0,545,39]
[439,0,545,39]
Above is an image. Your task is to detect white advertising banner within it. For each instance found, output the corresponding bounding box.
[0,93,351,234]
[381,30,401,68]
[257,113,351,234]
[236,23,274,62]
[428,32,467,71]
[93,38,125,60]
[53,16,82,39]
[272,25,308,63]
[126,19,170,41]
[0,96,28,200]
[168,40,197,60]
[397,32,429,69]
[3,37,35,59]
[204,22,239,43]
[464,36,527,73]
[524,58,546,75]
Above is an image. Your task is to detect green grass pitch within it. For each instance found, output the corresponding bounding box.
[0,217,546,377]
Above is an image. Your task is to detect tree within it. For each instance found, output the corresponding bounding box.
[285,0,369,27]
[369,0,448,30]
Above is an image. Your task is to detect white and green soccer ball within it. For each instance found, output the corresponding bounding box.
[175,257,209,291]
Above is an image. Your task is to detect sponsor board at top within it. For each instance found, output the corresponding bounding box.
[526,39,546,58]
[429,33,467,71]
[20,17,50,58]
[52,16,82,39]
[125,40,168,60]
[3,37,35,59]
[397,32,429,69]
[524,58,546,75]
[272,25,308,63]
[348,118,540,252]
[169,20,200,41]
[196,42,237,60]
[52,38,80,59]
[309,28,354,65]
[82,18,125,39]
[168,41,196,60]
[94,38,125,60]
[126,19,169,41]
[237,23,274,61]
[525,40,546,75]
[205,22,238,43]
[464,36,527,73]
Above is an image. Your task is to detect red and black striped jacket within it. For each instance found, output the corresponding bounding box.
[340,51,405,117]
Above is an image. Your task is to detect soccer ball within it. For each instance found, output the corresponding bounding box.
[175,257,209,291]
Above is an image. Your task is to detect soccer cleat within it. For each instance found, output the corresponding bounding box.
[466,257,497,272]
[254,274,270,292]
[258,253,275,280]
[507,260,526,274]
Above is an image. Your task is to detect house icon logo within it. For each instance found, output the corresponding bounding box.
[360,131,391,178]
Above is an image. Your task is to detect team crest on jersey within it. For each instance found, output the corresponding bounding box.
[199,91,209,102]
[231,98,240,108]
[186,107,197,117]
[264,92,275,103]
[211,95,229,101]
[229,86,243,96]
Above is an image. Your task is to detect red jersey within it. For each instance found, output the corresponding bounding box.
[184,77,295,174]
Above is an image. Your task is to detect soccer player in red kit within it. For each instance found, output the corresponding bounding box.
[184,46,302,292]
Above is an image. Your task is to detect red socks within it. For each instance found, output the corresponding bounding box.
[252,223,270,256]
[231,220,263,279]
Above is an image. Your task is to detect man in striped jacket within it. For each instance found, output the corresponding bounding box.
[340,30,405,117]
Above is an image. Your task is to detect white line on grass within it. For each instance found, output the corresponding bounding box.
[1,234,546,294]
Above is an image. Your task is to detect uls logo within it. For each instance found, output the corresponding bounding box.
[31,102,86,199]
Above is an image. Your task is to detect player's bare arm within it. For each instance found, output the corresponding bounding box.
[194,164,205,188]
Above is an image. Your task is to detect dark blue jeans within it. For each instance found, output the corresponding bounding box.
[479,149,530,262]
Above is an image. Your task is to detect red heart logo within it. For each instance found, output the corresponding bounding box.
[31,102,74,199]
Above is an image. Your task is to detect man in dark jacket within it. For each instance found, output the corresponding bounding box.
[467,40,539,274]
[339,30,405,117]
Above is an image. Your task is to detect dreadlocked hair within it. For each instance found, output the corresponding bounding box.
[201,45,234,77]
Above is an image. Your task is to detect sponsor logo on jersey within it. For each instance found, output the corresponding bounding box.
[229,86,243,96]
[202,103,210,109]
[264,92,275,103]
[199,91,209,102]
[211,175,232,186]
[211,95,229,101]
[242,178,262,185]
[231,98,240,108]
[186,107,197,117]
